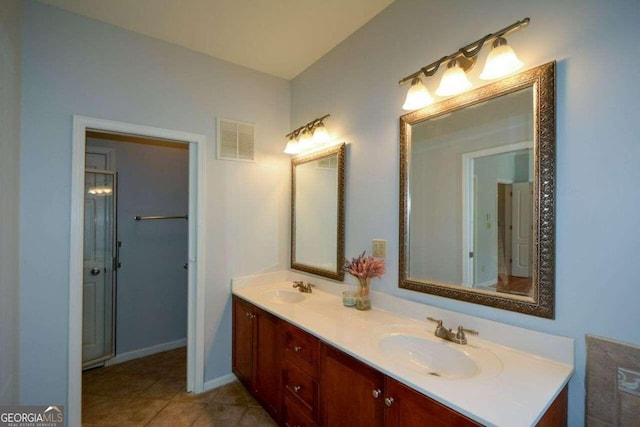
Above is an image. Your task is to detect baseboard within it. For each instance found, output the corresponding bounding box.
[203,373,237,392]
[105,338,187,366]
[475,279,497,290]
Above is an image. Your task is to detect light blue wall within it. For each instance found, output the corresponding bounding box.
[0,0,21,405]
[291,0,640,424]
[20,0,290,407]
[87,138,189,354]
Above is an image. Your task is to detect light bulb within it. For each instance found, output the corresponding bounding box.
[402,77,434,110]
[298,129,313,151]
[436,60,472,97]
[312,122,331,145]
[284,136,301,154]
[480,37,523,80]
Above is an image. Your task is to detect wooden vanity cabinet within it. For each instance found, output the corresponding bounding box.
[231,296,282,422]
[384,377,480,427]
[282,322,321,427]
[232,296,568,427]
[319,342,479,427]
[232,296,255,386]
[319,343,385,427]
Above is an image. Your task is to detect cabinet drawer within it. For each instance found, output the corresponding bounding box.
[283,361,317,414]
[283,322,319,376]
[283,396,318,427]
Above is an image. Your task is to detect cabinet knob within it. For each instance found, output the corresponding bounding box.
[372,389,381,399]
[293,345,302,352]
[293,385,301,393]
[384,397,394,407]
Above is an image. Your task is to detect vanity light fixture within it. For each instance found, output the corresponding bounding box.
[399,17,529,110]
[402,77,434,110]
[479,37,523,80]
[312,121,331,144]
[284,135,301,154]
[435,60,473,96]
[87,186,113,196]
[284,114,331,154]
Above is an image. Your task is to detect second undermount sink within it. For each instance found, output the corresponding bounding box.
[261,289,306,304]
[377,333,502,380]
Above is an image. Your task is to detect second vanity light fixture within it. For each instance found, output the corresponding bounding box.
[400,17,529,111]
[284,114,331,155]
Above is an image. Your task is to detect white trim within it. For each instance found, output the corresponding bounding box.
[203,374,238,392]
[104,338,187,366]
[69,116,207,427]
[461,141,533,288]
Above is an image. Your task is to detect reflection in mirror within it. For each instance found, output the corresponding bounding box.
[291,143,345,281]
[400,62,555,318]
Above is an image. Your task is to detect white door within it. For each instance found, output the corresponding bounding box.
[83,171,116,367]
[511,182,532,277]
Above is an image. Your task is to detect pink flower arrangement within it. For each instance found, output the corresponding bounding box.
[343,251,385,279]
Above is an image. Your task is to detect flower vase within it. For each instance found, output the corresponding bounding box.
[356,277,371,310]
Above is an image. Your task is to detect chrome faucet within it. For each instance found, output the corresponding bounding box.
[427,317,478,345]
[292,281,314,293]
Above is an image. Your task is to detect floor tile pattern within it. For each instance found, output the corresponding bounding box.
[82,347,277,426]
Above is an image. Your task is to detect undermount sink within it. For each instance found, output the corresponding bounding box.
[262,289,306,304]
[377,333,502,380]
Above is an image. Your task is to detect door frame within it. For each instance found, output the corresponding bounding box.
[68,116,207,426]
[461,141,532,287]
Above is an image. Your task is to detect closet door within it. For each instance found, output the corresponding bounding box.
[83,170,117,367]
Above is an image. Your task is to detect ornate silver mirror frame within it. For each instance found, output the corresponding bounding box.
[291,143,346,281]
[399,62,556,318]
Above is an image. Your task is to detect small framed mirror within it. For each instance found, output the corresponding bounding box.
[399,62,555,318]
[291,143,346,281]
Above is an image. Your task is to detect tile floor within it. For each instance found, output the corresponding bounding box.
[82,347,277,426]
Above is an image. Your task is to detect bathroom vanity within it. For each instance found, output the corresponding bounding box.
[231,272,573,427]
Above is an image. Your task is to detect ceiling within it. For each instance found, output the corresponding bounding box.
[40,0,394,80]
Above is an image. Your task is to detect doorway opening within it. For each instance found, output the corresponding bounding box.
[461,141,533,295]
[69,116,207,426]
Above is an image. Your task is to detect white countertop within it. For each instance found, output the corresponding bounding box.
[232,271,574,427]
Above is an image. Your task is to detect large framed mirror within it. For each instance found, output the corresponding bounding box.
[291,143,346,281]
[399,62,555,318]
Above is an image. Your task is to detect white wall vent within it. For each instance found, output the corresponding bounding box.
[216,118,255,162]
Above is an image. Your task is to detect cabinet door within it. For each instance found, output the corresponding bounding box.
[384,377,480,427]
[319,343,384,427]
[232,297,254,388]
[254,307,282,421]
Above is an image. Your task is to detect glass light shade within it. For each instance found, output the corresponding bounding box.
[435,62,472,97]
[312,123,331,144]
[298,130,313,151]
[480,38,523,80]
[284,137,301,154]
[402,77,434,110]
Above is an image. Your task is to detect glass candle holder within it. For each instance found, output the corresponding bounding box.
[342,290,357,307]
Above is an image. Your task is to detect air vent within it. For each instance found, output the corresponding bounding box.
[217,118,255,161]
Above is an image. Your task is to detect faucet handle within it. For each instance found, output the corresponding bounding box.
[426,316,442,324]
[455,326,478,344]
[459,326,479,335]
[292,280,303,288]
